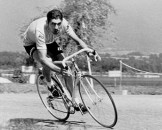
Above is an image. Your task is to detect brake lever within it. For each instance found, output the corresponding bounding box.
[65,66,68,70]
[87,50,98,61]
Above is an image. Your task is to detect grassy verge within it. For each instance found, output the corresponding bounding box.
[0,83,37,93]
[1,82,162,95]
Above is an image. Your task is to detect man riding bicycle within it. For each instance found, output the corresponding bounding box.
[22,9,101,112]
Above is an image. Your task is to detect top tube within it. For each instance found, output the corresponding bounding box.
[62,48,93,67]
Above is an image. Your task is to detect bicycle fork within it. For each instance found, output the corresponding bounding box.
[81,76,103,105]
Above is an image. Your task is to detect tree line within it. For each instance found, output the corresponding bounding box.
[1,51,162,73]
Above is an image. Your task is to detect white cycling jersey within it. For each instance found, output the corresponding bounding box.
[23,17,74,50]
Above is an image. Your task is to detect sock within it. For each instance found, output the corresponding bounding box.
[46,81,52,87]
[46,80,55,93]
[44,78,54,88]
[73,98,81,105]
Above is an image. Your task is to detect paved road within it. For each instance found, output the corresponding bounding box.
[0,94,162,130]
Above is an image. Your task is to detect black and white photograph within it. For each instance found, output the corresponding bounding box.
[0,0,162,129]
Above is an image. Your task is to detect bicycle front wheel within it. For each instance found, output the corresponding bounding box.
[79,75,118,128]
[36,74,70,121]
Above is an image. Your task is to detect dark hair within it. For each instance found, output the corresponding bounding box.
[47,9,63,24]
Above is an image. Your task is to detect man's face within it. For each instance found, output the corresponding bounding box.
[48,18,62,34]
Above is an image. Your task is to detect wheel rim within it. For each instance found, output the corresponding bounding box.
[36,74,70,121]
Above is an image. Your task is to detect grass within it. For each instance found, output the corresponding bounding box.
[1,75,162,95]
[95,76,162,95]
[0,83,37,93]
[1,81,162,95]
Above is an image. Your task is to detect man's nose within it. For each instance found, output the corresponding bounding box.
[55,25,59,29]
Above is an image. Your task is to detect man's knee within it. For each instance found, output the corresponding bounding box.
[32,50,39,62]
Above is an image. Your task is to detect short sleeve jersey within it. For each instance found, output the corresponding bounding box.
[23,17,74,50]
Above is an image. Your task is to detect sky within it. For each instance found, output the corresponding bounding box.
[111,0,162,53]
[0,0,62,52]
[0,0,162,53]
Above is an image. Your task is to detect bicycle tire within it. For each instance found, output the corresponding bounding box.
[36,74,70,121]
[79,74,118,128]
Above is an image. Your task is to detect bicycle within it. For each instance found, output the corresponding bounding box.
[36,48,118,128]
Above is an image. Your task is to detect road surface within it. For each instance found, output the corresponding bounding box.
[0,94,162,130]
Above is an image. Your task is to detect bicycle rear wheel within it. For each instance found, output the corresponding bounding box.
[36,74,70,121]
[79,75,118,128]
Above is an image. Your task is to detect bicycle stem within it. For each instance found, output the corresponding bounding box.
[62,48,93,67]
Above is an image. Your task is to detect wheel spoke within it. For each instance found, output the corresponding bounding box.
[79,75,118,128]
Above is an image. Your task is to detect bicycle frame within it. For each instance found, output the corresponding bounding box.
[61,48,94,87]
[52,48,96,112]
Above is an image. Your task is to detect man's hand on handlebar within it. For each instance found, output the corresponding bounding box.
[60,68,72,76]
[87,49,101,62]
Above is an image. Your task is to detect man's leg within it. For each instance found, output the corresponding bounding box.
[32,50,53,87]
[45,53,88,112]
[56,54,82,106]
[64,73,73,96]
[56,53,73,96]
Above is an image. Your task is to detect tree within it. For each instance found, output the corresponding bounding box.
[127,51,143,56]
[0,52,27,69]
[60,0,116,55]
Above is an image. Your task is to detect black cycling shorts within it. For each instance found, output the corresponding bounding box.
[24,42,63,59]
[24,44,37,58]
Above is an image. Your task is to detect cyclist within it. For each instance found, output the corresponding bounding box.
[22,9,101,112]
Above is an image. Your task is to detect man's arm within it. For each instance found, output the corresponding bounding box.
[63,19,88,49]
[67,29,88,49]
[37,49,61,73]
[68,30,101,61]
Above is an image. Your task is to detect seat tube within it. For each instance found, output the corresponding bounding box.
[72,76,79,103]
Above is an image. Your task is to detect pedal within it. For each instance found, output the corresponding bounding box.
[47,98,54,109]
[74,103,89,115]
[69,107,75,114]
[47,95,54,109]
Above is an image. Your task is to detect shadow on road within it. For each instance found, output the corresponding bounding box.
[2,118,105,130]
